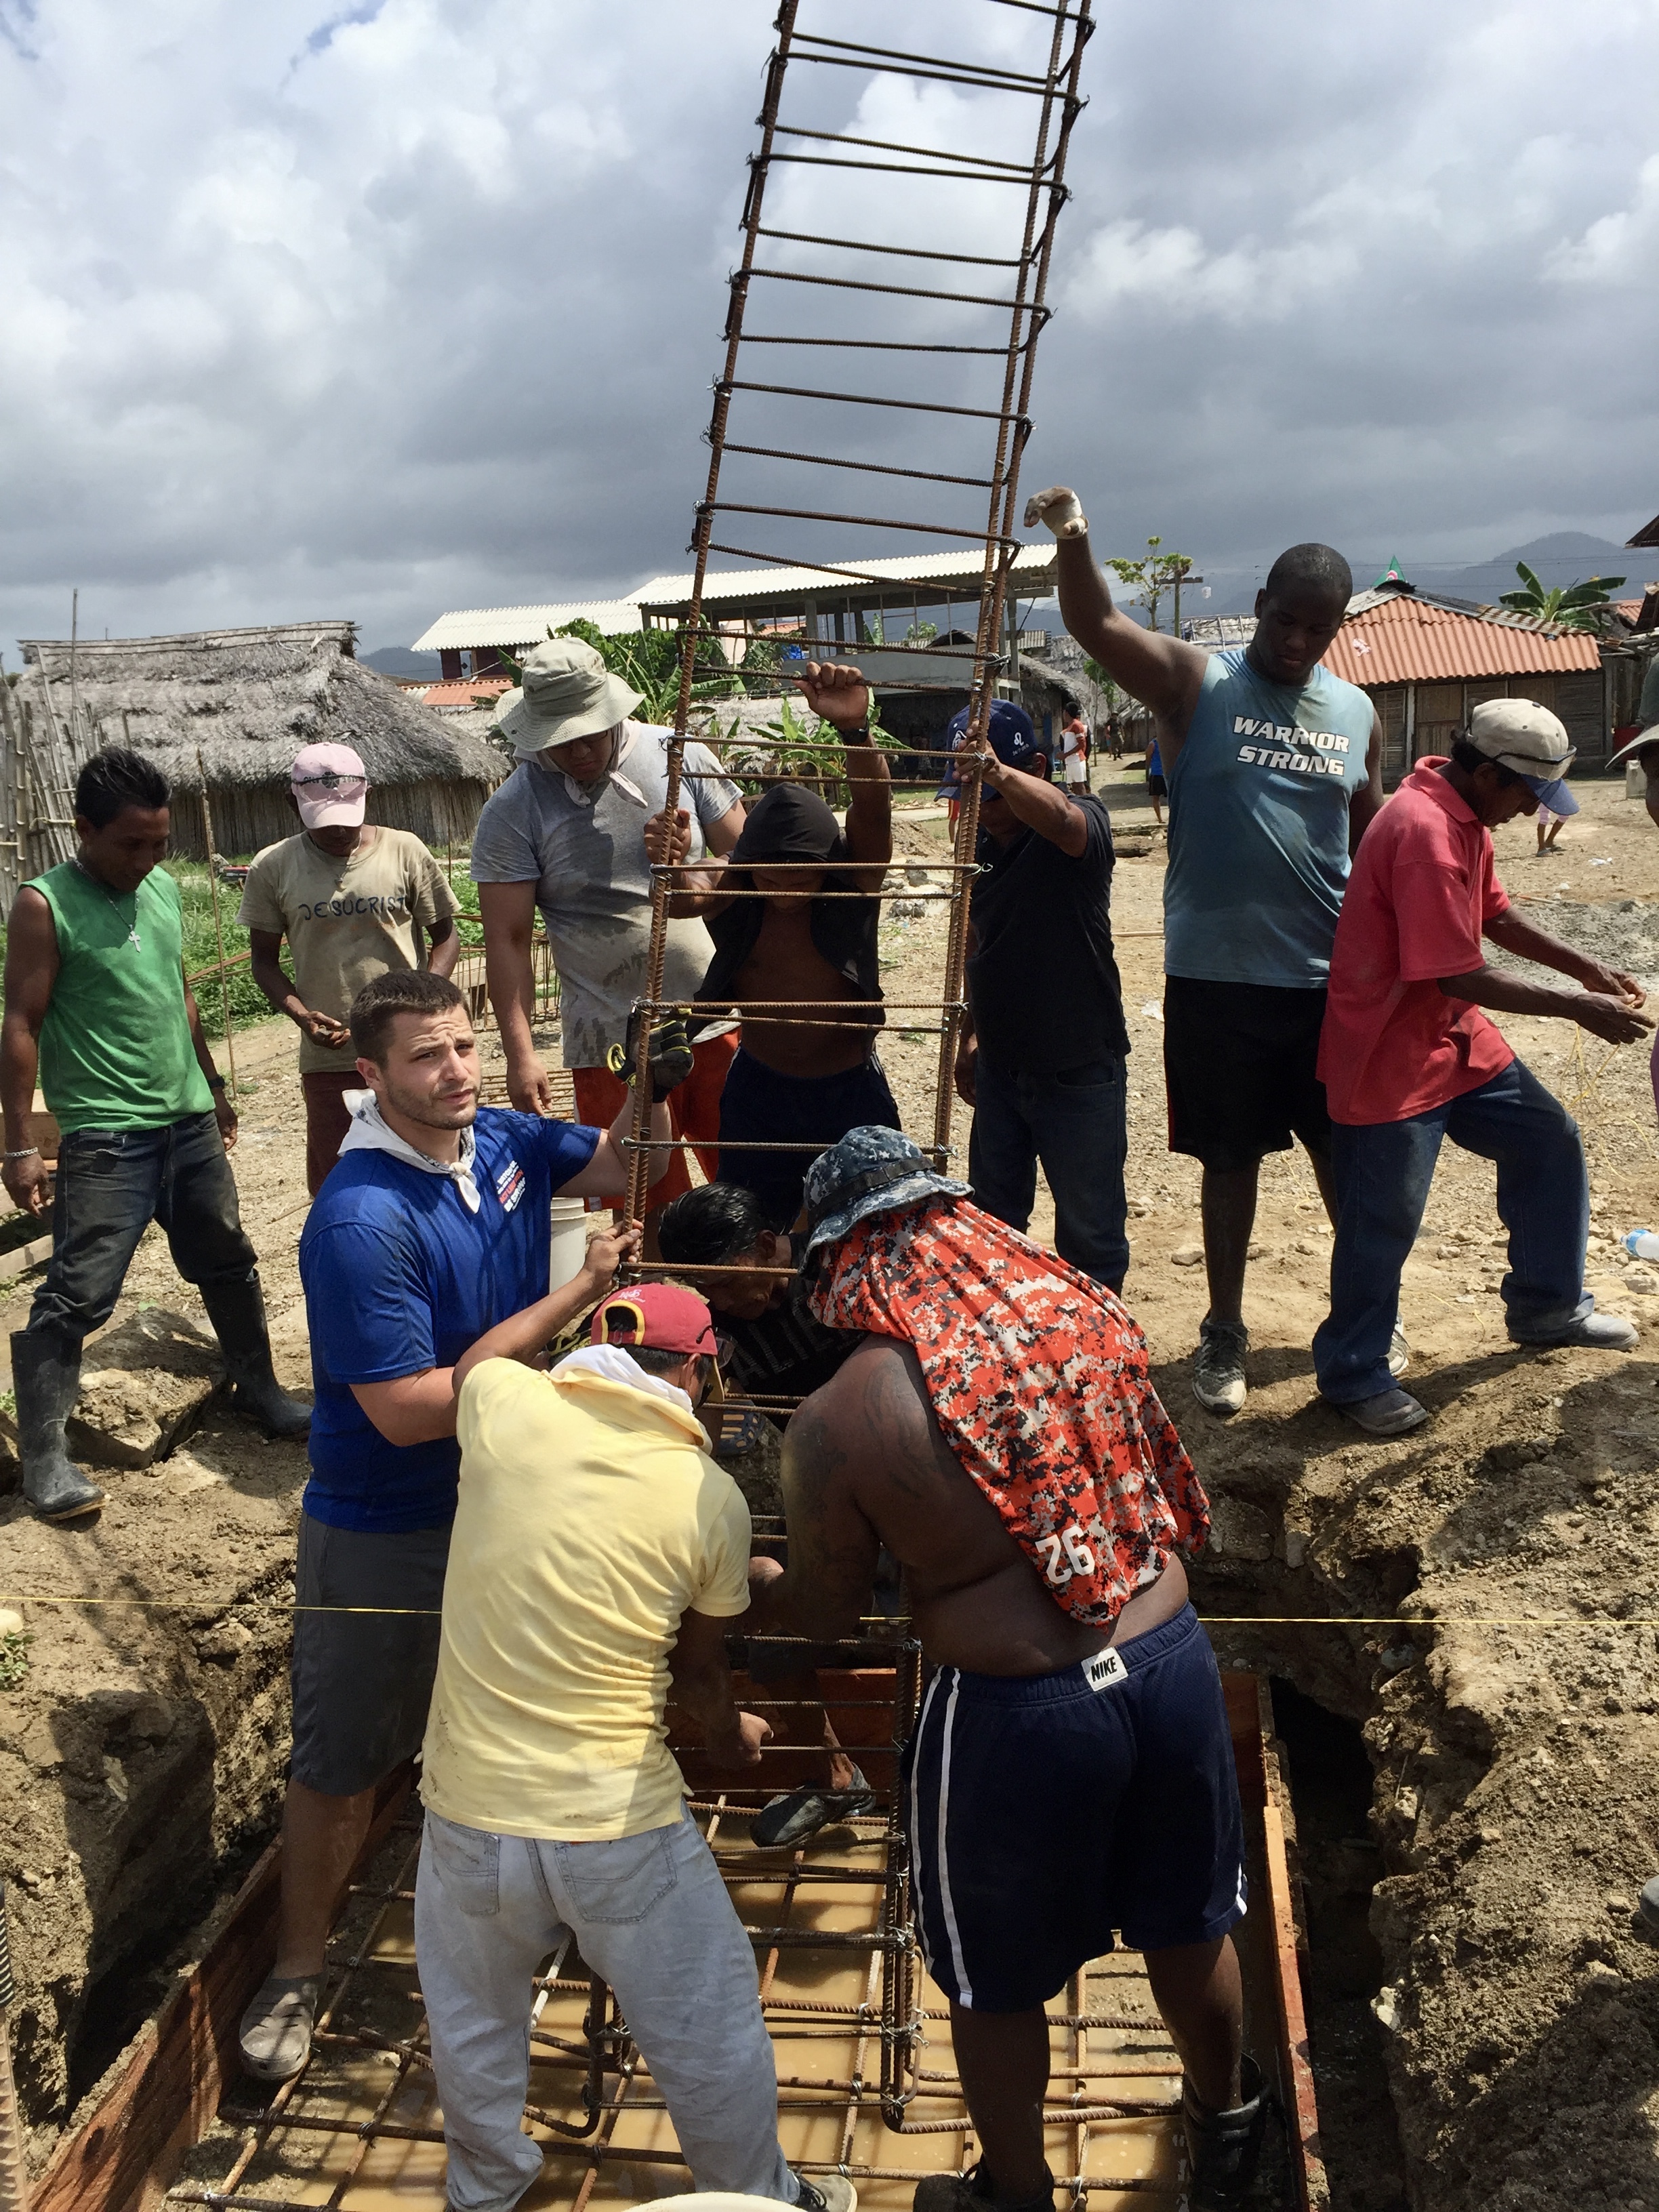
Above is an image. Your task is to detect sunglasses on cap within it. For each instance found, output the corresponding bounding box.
[293,772,367,793]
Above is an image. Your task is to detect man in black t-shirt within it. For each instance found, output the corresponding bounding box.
[949,700,1131,1288]
[657,1181,856,1422]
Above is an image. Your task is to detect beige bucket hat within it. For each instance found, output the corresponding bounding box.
[491,637,644,753]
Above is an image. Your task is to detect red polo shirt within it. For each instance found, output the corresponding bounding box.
[1318,758,1515,1124]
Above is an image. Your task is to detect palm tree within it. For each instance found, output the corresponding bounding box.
[1498,561,1625,632]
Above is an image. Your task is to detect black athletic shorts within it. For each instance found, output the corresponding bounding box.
[1163,974,1332,1172]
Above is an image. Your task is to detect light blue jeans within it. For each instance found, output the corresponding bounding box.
[415,1809,798,2212]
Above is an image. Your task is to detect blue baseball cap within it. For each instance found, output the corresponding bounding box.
[935,700,1043,796]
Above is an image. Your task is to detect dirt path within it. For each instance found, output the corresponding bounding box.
[6,773,1659,2202]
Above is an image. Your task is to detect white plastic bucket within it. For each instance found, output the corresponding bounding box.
[549,1196,592,1287]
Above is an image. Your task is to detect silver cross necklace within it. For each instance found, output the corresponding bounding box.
[74,857,142,950]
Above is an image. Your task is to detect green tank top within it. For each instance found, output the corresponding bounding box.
[28,861,214,1134]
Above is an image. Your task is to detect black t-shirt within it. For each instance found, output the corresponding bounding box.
[725,1245,859,1427]
[967,792,1129,1073]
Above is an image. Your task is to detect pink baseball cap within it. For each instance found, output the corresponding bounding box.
[291,742,368,828]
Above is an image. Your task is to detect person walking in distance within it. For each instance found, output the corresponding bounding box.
[239,743,460,1196]
[1314,703,1649,1434]
[1058,697,1091,794]
[948,700,1131,1290]
[1027,484,1386,1417]
[0,747,310,1522]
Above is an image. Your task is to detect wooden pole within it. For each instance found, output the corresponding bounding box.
[195,751,237,1100]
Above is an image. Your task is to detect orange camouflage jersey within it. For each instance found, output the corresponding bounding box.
[808,1197,1208,1626]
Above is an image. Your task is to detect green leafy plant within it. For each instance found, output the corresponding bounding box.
[1105,536,1194,634]
[0,1630,32,1692]
[1498,561,1626,632]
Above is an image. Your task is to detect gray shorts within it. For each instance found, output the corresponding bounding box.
[291,1512,452,1797]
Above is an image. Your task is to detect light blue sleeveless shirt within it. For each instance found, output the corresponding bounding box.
[1164,647,1374,988]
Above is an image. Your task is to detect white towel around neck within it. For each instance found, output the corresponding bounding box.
[552,1342,695,1416]
[338,1089,481,1213]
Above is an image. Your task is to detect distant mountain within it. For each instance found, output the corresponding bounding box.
[361,644,441,678]
[1422,532,1637,609]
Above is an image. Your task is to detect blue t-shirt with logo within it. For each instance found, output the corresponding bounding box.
[298,1107,600,1533]
[1163,648,1375,988]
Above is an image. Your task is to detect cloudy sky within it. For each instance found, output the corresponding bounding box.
[2,0,1656,661]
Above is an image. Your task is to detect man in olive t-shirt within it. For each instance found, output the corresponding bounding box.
[239,743,459,1193]
[0,747,311,1522]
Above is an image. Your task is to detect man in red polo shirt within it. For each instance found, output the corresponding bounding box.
[1313,701,1652,1435]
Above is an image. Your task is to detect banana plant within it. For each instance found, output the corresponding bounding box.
[1498,561,1626,631]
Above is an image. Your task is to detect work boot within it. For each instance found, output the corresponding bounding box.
[1513,1311,1639,1353]
[9,1330,103,1521]
[238,1971,320,2082]
[1326,1387,1429,1438]
[1638,1876,1659,1935]
[1191,1320,1248,1416]
[914,2163,1053,2212]
[198,1278,312,1437]
[1182,2056,1266,2212]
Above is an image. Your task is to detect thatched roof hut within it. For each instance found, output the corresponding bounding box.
[15,621,506,860]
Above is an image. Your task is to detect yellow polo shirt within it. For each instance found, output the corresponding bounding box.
[419,1357,752,1841]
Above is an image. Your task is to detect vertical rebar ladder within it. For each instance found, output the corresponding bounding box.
[621,0,1094,1225]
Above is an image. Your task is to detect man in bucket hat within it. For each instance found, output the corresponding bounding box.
[744,1127,1267,2212]
[1314,699,1652,1434]
[240,742,460,1193]
[472,636,747,1222]
[414,1278,854,2212]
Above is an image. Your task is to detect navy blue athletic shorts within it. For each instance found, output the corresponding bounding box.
[716,1046,901,1228]
[902,1603,1246,2011]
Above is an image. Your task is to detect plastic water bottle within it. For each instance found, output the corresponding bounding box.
[1625,1231,1659,1261]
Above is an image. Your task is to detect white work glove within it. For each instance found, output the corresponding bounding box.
[1023,485,1089,540]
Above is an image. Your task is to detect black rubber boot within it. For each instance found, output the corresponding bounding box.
[10,1330,104,1521]
[1182,2055,1266,2211]
[198,1277,312,1438]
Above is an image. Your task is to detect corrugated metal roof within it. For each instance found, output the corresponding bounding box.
[411,546,1057,653]
[1628,511,1659,550]
[1323,593,1601,686]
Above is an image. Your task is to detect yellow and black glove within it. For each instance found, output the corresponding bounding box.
[607,1008,695,1103]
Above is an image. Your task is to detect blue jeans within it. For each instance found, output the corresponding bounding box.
[968,1050,1130,1290]
[1313,1061,1591,1406]
[26,1111,258,1349]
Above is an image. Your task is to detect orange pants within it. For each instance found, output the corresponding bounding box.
[570,1029,738,1208]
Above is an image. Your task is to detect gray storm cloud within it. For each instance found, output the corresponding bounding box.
[1,0,1655,659]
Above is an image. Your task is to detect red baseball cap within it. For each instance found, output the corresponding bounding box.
[590,1283,718,1356]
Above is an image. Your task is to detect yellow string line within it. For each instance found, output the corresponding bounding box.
[0,1595,1654,1629]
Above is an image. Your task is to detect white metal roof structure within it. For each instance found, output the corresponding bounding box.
[411,545,1059,653]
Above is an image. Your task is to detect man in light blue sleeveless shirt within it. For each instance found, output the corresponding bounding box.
[1029,485,1384,1417]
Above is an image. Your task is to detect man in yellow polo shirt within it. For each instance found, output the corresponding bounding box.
[415,1282,855,2212]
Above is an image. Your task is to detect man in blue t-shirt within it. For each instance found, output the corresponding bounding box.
[239,967,676,2086]
[1029,485,1386,1418]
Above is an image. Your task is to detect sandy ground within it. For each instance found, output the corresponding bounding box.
[6,769,1659,2205]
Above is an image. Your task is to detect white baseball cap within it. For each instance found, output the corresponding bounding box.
[291,742,368,828]
[1465,699,1577,816]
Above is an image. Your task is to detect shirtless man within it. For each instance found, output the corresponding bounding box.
[649,662,897,1226]
[745,1127,1263,2212]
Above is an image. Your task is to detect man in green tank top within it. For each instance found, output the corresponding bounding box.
[1,747,310,1521]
